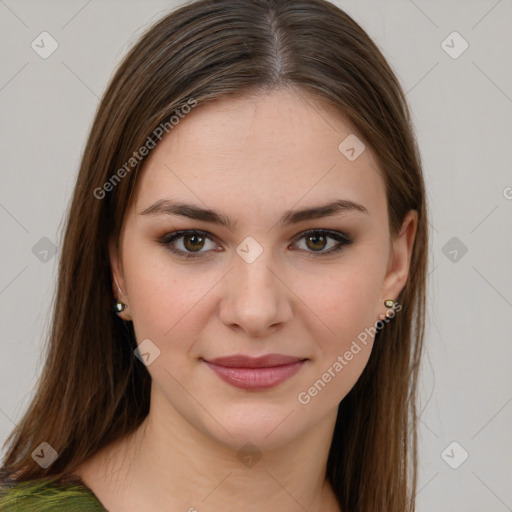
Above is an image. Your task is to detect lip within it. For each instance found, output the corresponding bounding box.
[202,354,308,390]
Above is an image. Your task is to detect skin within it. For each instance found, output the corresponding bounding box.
[75,87,417,512]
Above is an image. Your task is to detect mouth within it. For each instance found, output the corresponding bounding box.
[201,354,308,390]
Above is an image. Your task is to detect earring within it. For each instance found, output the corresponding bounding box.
[112,274,128,314]
[114,300,128,313]
[384,299,395,308]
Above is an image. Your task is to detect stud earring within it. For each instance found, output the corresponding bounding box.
[384,299,395,308]
[112,274,128,314]
[114,300,128,313]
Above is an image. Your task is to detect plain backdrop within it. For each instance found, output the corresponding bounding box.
[1,1,511,510]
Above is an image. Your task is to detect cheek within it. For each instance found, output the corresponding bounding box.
[123,243,227,363]
[122,245,192,341]
[297,262,384,344]
[293,259,384,399]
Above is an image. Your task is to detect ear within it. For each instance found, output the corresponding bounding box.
[109,235,132,321]
[379,210,417,316]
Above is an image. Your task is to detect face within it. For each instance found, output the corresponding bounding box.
[110,88,416,451]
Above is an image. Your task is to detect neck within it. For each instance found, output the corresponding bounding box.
[78,386,341,512]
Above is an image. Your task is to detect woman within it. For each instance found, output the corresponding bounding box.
[0,0,428,510]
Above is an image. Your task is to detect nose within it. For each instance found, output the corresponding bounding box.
[218,248,293,337]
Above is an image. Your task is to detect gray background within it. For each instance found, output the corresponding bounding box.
[1,0,511,510]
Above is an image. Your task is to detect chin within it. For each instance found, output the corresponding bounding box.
[196,401,307,452]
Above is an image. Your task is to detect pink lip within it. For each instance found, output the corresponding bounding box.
[202,354,308,390]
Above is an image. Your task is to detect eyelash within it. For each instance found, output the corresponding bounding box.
[158,229,353,259]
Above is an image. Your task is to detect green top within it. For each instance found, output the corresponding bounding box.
[0,478,107,511]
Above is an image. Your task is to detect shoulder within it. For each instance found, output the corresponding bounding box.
[0,478,107,511]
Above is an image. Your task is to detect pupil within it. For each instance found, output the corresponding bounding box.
[308,234,325,251]
[186,234,203,251]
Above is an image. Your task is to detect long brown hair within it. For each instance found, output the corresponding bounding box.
[0,1,428,510]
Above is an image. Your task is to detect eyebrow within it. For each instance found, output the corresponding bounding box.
[140,198,368,231]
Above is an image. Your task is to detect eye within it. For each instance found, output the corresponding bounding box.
[290,229,352,256]
[158,230,218,258]
[158,229,352,259]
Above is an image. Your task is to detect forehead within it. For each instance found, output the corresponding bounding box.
[131,88,386,221]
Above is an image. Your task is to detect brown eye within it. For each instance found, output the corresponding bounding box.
[183,233,206,252]
[292,229,352,256]
[305,233,328,252]
[159,230,217,258]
